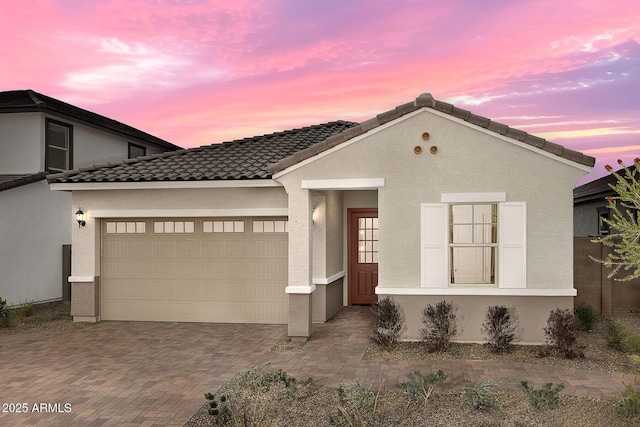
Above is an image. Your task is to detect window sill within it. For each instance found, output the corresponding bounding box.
[376,287,576,297]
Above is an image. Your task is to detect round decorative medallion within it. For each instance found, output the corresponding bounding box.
[422,132,430,141]
[414,146,422,154]
[430,146,438,154]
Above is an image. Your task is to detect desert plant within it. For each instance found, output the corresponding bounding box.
[420,300,458,352]
[460,380,501,410]
[18,301,35,319]
[615,381,640,420]
[481,305,517,353]
[520,381,565,409]
[544,308,582,358]
[370,296,405,348]
[626,334,640,355]
[574,303,599,331]
[0,297,10,327]
[601,319,628,352]
[332,380,386,426]
[398,370,447,405]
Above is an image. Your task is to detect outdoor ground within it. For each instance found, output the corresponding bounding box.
[2,302,639,426]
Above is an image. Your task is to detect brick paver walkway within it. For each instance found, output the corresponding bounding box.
[0,307,637,426]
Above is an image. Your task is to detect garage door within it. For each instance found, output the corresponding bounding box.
[101,218,288,323]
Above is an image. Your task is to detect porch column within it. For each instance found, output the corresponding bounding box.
[285,188,315,340]
[70,196,101,322]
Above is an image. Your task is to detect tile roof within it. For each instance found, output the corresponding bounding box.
[0,90,181,151]
[0,172,48,192]
[47,92,595,186]
[269,93,595,175]
[573,170,618,203]
[47,121,358,183]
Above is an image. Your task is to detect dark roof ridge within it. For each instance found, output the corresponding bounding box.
[268,93,595,175]
[26,89,46,108]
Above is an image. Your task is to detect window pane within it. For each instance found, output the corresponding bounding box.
[48,123,69,148]
[48,147,68,170]
[451,246,495,284]
[452,224,473,244]
[128,144,146,158]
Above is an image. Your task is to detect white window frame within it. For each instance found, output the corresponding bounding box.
[421,193,526,289]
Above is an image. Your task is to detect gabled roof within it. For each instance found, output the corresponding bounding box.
[269,93,595,175]
[0,172,48,192]
[47,121,357,183]
[0,90,181,151]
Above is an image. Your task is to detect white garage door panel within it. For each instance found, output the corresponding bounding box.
[101,219,288,324]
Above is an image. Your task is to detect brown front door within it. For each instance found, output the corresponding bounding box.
[348,208,379,305]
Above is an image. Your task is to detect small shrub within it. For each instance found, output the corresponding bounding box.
[0,297,10,327]
[332,380,385,426]
[460,380,501,410]
[574,303,599,331]
[544,308,582,358]
[520,381,565,409]
[420,300,458,352]
[626,335,640,355]
[601,319,628,352]
[481,305,517,353]
[18,301,35,319]
[370,296,405,348]
[399,370,447,405]
[616,381,640,420]
[204,392,233,425]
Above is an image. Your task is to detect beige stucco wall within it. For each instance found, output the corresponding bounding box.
[277,109,586,291]
[391,294,573,343]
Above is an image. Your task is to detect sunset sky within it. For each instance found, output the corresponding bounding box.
[2,1,639,184]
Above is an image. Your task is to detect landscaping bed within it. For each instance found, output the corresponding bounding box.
[0,300,88,335]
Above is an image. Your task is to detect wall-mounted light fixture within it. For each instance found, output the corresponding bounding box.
[76,208,86,228]
[312,209,320,225]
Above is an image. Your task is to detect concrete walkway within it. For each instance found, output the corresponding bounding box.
[0,307,637,426]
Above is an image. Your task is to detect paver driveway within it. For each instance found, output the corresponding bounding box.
[0,307,637,426]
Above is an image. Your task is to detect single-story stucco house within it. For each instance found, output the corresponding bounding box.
[48,93,595,343]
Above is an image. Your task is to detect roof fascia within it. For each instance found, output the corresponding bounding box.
[425,108,593,172]
[49,179,282,191]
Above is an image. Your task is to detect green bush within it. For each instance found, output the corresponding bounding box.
[520,381,565,409]
[615,381,640,420]
[544,308,582,358]
[482,305,517,353]
[420,301,458,352]
[460,380,501,410]
[601,319,628,352]
[0,297,10,327]
[370,296,405,348]
[399,370,447,405]
[574,303,599,331]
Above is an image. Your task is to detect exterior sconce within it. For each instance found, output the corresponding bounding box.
[312,209,320,224]
[76,208,86,228]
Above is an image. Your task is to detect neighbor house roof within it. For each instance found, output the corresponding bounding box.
[573,169,622,204]
[47,92,595,185]
[0,90,181,151]
[0,172,48,192]
[269,93,595,175]
[47,121,358,183]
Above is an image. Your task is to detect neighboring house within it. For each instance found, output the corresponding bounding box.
[573,171,620,237]
[48,93,594,343]
[0,90,181,306]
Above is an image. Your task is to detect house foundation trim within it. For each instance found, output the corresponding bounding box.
[68,276,95,282]
[313,271,345,285]
[376,287,577,297]
[285,285,317,294]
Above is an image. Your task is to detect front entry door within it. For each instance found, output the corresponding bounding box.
[348,208,379,305]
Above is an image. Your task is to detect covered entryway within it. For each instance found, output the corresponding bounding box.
[100,218,288,323]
